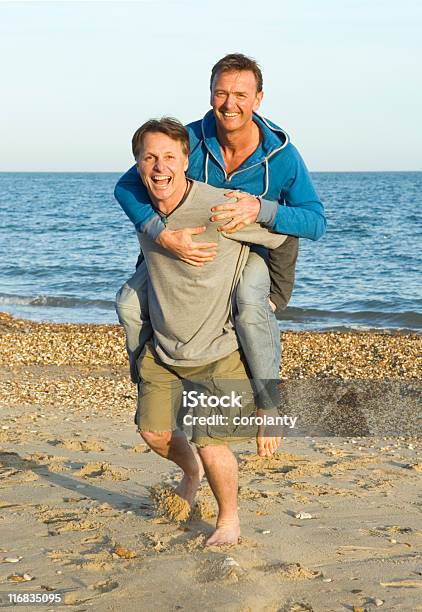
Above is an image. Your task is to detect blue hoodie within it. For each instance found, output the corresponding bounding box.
[114,111,326,241]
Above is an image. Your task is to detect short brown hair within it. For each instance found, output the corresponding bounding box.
[210,53,263,92]
[132,117,190,160]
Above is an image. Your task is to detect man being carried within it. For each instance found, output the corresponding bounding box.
[115,53,326,412]
[129,117,287,545]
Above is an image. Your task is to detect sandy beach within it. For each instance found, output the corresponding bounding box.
[0,312,421,611]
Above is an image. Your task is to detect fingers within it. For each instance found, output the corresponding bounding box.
[223,190,250,200]
[210,209,235,221]
[191,241,218,249]
[217,220,246,233]
[180,250,217,266]
[187,249,218,259]
[180,258,204,267]
[187,226,207,235]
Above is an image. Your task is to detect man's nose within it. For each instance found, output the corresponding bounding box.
[153,158,166,172]
[222,93,236,109]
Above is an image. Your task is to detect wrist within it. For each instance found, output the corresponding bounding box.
[156,228,170,247]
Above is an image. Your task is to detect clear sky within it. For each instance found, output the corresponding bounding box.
[1,0,421,171]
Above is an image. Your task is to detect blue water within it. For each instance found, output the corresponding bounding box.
[0,172,421,331]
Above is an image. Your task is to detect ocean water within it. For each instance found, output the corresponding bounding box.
[0,172,421,332]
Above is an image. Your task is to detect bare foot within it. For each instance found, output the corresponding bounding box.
[174,445,205,506]
[205,517,241,546]
[256,408,283,457]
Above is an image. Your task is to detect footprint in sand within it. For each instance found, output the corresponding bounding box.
[89,579,119,593]
[76,462,129,481]
[49,438,105,452]
[279,601,314,612]
[262,561,321,580]
[197,556,245,583]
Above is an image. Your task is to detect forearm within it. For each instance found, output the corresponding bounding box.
[257,198,326,241]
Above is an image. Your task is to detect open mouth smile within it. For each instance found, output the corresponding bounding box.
[151,175,171,187]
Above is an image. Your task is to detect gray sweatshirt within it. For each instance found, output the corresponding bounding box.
[138,180,286,367]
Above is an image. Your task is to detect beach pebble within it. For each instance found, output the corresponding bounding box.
[3,557,22,563]
[223,557,239,567]
[373,599,384,607]
[8,573,34,582]
[322,577,332,582]
[113,546,137,559]
[261,530,271,534]
[295,512,313,520]
[389,538,397,544]
[1,426,10,430]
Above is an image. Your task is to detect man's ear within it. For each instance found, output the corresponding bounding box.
[184,157,189,172]
[254,90,264,112]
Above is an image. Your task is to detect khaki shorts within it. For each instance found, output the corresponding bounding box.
[135,344,258,447]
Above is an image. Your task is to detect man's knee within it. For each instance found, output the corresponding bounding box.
[236,299,272,326]
[115,283,142,317]
[236,276,270,306]
[140,430,171,449]
[197,443,228,462]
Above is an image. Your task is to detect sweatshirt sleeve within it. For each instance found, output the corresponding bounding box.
[257,146,326,241]
[114,165,166,240]
[221,223,287,250]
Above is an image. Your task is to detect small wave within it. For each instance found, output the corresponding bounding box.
[0,293,114,310]
[277,306,422,330]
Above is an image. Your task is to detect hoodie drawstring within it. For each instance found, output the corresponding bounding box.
[260,158,269,197]
[204,152,209,184]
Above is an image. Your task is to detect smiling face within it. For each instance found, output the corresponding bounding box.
[137,132,189,210]
[210,70,263,134]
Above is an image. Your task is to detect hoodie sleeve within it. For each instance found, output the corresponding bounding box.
[257,145,326,241]
[114,165,166,240]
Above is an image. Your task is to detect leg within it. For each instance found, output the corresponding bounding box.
[197,444,240,546]
[115,260,152,383]
[235,253,283,456]
[140,430,204,506]
[136,345,204,505]
[235,250,281,407]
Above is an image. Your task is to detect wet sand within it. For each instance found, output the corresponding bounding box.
[0,312,421,611]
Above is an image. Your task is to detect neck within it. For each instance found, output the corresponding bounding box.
[151,178,190,215]
[216,120,259,154]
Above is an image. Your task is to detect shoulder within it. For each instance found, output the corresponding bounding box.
[191,180,228,202]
